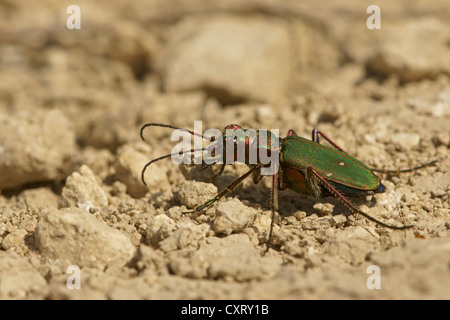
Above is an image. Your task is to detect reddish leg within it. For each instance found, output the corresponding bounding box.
[306,166,412,230]
[265,167,280,253]
[312,129,346,153]
[288,129,347,153]
[311,129,437,173]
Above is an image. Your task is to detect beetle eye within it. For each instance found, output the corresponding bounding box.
[225,124,241,131]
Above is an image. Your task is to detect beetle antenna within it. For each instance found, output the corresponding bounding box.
[371,160,437,174]
[141,146,210,187]
[140,123,214,142]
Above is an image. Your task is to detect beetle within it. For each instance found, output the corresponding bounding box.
[140,123,437,252]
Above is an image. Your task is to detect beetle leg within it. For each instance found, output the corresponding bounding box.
[251,166,264,184]
[210,163,226,181]
[184,165,261,214]
[266,167,280,253]
[277,168,287,190]
[312,129,346,153]
[200,162,214,173]
[199,162,227,182]
[305,167,323,199]
[287,129,298,137]
[306,166,413,230]
[312,130,438,175]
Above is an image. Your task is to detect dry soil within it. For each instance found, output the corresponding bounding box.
[0,0,449,300]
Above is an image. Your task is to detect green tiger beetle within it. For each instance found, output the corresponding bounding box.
[140,123,437,252]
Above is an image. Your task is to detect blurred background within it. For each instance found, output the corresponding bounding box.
[1,0,449,190]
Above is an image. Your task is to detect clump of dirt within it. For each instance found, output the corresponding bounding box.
[0,0,449,299]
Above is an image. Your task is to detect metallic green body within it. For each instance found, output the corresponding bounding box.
[140,123,435,247]
[281,136,382,195]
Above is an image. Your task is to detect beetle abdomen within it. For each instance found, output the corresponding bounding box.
[281,136,381,191]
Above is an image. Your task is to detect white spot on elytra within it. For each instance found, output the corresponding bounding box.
[339,162,345,166]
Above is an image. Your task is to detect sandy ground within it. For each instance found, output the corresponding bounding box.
[0,0,449,300]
